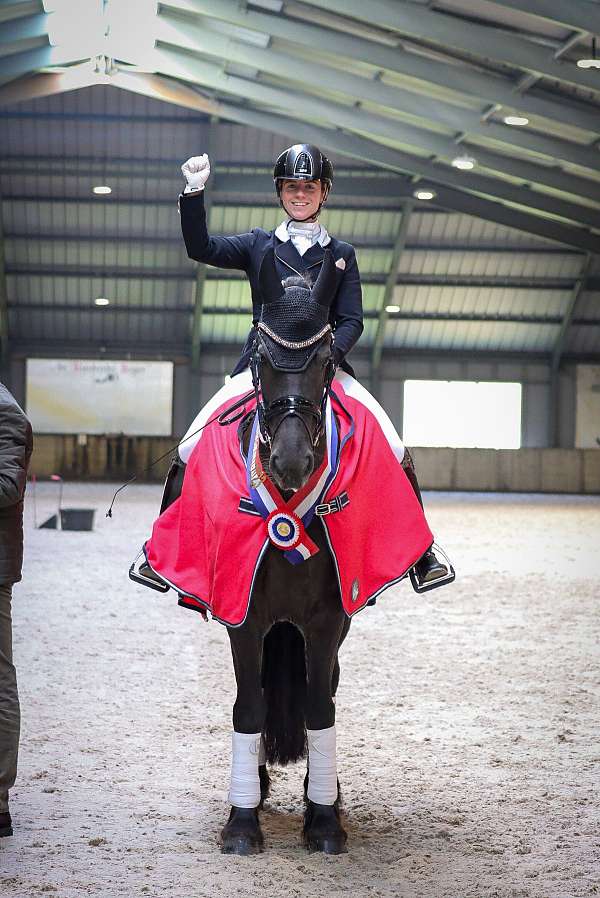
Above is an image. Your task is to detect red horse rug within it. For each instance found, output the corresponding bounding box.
[144,373,433,626]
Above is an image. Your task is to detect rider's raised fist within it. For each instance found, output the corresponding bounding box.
[181,154,211,193]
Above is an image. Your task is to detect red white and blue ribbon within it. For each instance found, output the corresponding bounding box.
[246,399,339,564]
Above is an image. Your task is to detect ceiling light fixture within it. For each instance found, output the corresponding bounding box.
[93,185,111,195]
[577,36,600,68]
[451,155,476,170]
[413,188,437,200]
[95,297,110,306]
[503,115,529,126]
[385,304,400,313]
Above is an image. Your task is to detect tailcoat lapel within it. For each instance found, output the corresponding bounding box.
[301,242,326,270]
[274,236,326,278]
[274,237,304,273]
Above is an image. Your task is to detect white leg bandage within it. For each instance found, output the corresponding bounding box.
[258,736,266,767]
[228,731,261,808]
[307,726,338,805]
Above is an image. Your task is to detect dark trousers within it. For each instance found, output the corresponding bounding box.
[0,583,19,813]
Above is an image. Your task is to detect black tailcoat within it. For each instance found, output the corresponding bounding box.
[179,191,363,375]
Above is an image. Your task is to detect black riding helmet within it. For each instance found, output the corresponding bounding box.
[273,144,333,219]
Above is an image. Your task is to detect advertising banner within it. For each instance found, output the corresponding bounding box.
[26,359,173,435]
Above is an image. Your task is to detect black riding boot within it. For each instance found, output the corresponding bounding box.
[139,456,186,584]
[159,456,187,513]
[401,450,449,585]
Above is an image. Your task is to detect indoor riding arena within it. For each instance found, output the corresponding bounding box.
[1,2,599,897]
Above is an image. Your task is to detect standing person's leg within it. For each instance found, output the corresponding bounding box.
[0,583,19,836]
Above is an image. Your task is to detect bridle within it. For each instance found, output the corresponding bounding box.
[250,322,336,450]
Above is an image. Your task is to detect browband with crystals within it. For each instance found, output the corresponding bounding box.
[257,321,332,350]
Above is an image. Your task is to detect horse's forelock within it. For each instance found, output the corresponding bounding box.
[259,273,330,369]
[282,275,313,292]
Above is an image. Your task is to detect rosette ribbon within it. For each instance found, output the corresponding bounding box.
[246,400,338,564]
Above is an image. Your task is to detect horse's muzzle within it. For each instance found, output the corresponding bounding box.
[269,450,313,492]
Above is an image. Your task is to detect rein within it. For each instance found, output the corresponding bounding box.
[106,389,255,517]
[108,314,335,517]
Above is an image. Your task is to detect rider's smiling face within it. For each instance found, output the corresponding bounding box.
[280,179,325,221]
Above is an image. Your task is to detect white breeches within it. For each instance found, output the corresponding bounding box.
[178,369,405,465]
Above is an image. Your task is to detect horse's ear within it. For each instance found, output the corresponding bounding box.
[311,250,337,307]
[259,249,284,303]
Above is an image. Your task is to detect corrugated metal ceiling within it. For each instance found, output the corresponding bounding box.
[0,0,599,366]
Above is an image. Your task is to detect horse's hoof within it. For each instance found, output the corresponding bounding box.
[305,833,348,855]
[221,835,263,855]
[220,806,264,855]
[303,801,347,855]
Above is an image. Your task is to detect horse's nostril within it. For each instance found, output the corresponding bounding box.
[270,453,313,488]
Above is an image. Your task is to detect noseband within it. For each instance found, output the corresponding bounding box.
[250,323,335,449]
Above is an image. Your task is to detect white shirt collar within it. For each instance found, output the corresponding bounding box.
[274,218,331,247]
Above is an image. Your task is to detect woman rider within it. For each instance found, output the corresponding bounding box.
[166,143,447,587]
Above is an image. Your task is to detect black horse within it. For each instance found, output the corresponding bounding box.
[133,249,452,851]
[221,252,351,855]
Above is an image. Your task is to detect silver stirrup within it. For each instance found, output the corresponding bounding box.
[409,543,456,594]
[129,549,170,594]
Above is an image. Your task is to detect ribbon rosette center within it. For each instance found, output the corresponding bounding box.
[266,509,303,550]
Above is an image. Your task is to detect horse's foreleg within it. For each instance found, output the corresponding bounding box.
[331,616,351,697]
[303,620,348,854]
[221,626,266,855]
